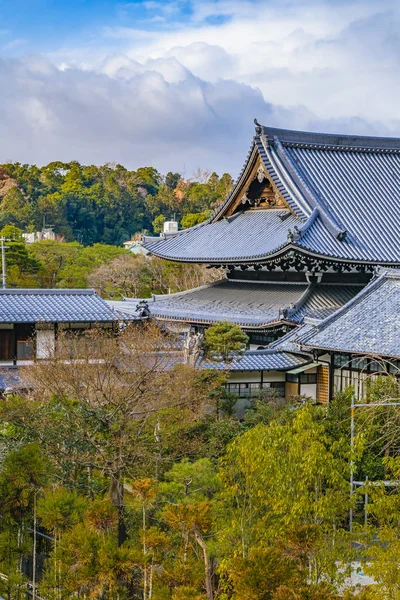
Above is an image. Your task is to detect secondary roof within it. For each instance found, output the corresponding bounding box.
[108,279,363,329]
[200,349,310,371]
[0,289,118,323]
[301,269,400,359]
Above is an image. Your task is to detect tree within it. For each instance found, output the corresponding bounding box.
[203,321,249,362]
[0,225,41,287]
[181,210,212,229]
[160,459,220,600]
[89,253,221,300]
[153,214,165,233]
[217,404,351,595]
[0,187,32,229]
[89,253,153,299]
[0,443,48,600]
[18,324,217,542]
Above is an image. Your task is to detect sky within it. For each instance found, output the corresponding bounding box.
[1,0,400,174]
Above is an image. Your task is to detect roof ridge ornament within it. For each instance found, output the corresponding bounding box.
[254,118,270,148]
[254,118,263,135]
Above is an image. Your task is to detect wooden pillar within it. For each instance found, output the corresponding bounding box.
[329,353,335,402]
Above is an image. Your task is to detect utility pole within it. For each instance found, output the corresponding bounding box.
[0,236,8,289]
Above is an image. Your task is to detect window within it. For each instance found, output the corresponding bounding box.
[286,373,299,383]
[248,332,276,346]
[334,353,351,368]
[226,381,285,398]
[17,340,34,360]
[300,373,317,384]
[269,381,285,397]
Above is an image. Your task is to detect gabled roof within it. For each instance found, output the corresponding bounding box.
[301,269,400,359]
[0,289,118,323]
[143,124,400,265]
[108,279,363,329]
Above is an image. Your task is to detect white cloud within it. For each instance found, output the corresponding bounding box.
[118,0,400,123]
[1,0,400,173]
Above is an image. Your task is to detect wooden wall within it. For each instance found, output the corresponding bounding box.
[317,365,330,403]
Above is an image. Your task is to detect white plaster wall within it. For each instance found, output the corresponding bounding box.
[36,328,55,359]
[227,370,285,383]
[300,383,317,399]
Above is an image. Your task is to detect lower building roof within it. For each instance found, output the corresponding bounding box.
[0,367,29,390]
[301,269,400,359]
[200,349,310,371]
[0,289,119,323]
[109,279,364,329]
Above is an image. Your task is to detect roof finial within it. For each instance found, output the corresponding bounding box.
[254,118,262,135]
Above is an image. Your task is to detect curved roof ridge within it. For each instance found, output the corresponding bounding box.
[212,139,258,221]
[295,207,319,239]
[260,125,400,151]
[273,138,347,241]
[257,136,310,218]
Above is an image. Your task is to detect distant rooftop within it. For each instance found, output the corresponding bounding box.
[200,348,310,371]
[0,288,118,323]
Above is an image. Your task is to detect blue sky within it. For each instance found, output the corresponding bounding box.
[0,0,400,172]
[0,0,203,55]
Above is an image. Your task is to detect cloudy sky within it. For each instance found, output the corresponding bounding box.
[1,0,400,175]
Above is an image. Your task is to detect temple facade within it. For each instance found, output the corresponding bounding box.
[114,122,400,403]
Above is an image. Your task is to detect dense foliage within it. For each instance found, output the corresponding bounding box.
[1,325,399,599]
[0,226,219,295]
[0,162,233,245]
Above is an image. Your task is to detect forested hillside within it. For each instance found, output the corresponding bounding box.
[0,162,233,246]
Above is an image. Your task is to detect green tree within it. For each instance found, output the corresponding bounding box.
[203,321,249,362]
[217,404,351,594]
[181,210,212,229]
[0,225,41,286]
[0,443,48,600]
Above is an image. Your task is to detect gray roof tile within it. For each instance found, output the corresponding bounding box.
[110,280,363,328]
[0,289,118,323]
[143,126,400,265]
[143,209,301,263]
[301,269,400,358]
[201,349,309,371]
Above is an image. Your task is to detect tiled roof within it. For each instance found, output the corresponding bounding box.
[0,367,29,390]
[143,125,400,265]
[301,269,400,359]
[269,323,315,353]
[108,280,308,327]
[0,289,118,323]
[143,209,301,263]
[294,284,364,321]
[109,280,363,328]
[201,349,309,371]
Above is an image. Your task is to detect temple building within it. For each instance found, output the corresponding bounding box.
[113,122,400,403]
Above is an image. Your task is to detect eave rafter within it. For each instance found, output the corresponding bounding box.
[222,246,397,272]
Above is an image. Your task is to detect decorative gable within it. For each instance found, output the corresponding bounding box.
[225,156,290,217]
